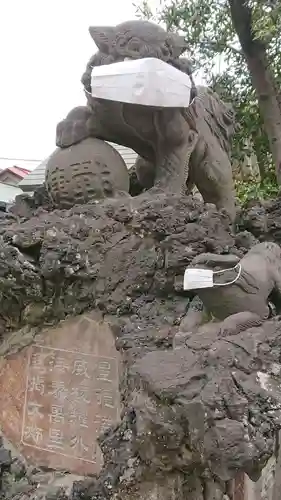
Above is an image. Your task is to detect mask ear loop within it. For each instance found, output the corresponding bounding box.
[213,263,242,287]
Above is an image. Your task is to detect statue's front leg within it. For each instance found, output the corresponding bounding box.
[55,106,94,148]
[153,109,198,194]
[154,134,198,194]
[173,296,206,349]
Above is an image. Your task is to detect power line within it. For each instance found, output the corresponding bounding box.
[0,157,42,163]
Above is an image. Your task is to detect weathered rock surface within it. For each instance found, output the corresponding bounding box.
[239,196,281,243]
[132,319,281,480]
[1,193,281,499]
[0,193,237,344]
[0,436,79,500]
[10,185,54,220]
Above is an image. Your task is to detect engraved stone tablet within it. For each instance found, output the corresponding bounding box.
[0,312,121,475]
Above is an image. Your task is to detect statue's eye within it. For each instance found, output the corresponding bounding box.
[128,38,141,52]
[116,35,127,49]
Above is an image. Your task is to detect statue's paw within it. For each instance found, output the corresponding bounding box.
[173,331,192,349]
[145,186,166,196]
[219,312,263,338]
[55,119,90,148]
[219,318,238,338]
[139,187,179,202]
[135,187,166,203]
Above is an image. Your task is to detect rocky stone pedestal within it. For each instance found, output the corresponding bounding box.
[0,194,280,499]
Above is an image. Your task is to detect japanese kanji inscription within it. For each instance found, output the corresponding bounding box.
[0,311,121,475]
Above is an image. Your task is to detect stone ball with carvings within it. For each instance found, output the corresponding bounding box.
[45,138,130,209]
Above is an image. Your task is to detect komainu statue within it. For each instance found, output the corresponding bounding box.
[56,20,236,221]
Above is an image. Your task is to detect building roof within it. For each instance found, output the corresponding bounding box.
[0,166,31,179]
[0,182,23,203]
[19,143,138,191]
[0,159,41,172]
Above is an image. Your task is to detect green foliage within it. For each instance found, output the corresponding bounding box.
[251,1,281,46]
[235,166,279,205]
[135,0,281,182]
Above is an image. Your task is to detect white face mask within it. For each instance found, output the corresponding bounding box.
[183,263,241,291]
[183,268,214,290]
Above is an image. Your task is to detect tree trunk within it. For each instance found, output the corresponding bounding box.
[253,132,267,181]
[273,432,281,500]
[228,0,281,184]
[246,50,281,183]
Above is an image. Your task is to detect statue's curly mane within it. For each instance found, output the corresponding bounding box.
[194,86,236,154]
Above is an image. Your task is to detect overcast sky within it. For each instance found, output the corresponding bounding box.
[0,0,206,172]
[0,0,142,169]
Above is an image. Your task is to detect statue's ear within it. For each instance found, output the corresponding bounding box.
[88,26,116,53]
[166,33,187,58]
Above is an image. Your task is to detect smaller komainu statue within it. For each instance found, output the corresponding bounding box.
[55,20,236,220]
[179,242,281,339]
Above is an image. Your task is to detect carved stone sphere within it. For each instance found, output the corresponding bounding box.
[45,138,130,209]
